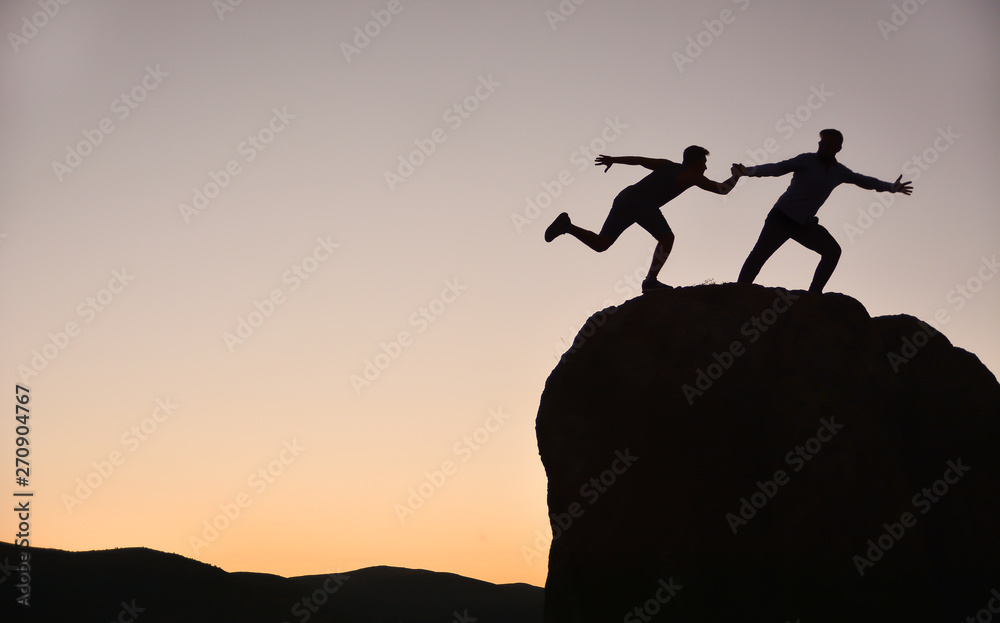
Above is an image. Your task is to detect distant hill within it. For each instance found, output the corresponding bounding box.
[0,542,542,622]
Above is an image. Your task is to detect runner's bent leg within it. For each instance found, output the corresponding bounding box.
[646,231,675,282]
[573,193,634,252]
[633,206,674,285]
[566,224,613,252]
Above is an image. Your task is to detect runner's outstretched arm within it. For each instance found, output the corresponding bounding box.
[595,155,673,172]
[691,163,744,195]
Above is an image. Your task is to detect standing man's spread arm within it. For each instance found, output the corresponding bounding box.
[847,170,912,194]
[846,170,895,192]
[744,156,802,178]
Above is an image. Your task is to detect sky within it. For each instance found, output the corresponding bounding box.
[1,0,998,589]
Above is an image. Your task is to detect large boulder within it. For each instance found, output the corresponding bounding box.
[536,283,1000,622]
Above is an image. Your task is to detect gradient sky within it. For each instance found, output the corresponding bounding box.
[2,0,998,588]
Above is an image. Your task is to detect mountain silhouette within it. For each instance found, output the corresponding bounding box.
[0,542,542,622]
[536,283,1000,622]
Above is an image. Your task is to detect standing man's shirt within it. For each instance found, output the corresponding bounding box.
[747,153,895,224]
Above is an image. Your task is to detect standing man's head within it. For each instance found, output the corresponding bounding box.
[817,129,843,160]
[683,145,710,173]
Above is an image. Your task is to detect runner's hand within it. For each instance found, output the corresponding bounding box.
[595,155,615,172]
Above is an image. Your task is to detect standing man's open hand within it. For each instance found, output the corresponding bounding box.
[893,175,913,195]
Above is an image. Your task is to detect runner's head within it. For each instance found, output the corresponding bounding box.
[818,129,843,159]
[682,145,709,173]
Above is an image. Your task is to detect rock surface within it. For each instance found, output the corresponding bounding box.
[536,283,1000,622]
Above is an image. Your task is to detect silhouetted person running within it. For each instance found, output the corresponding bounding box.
[545,146,742,293]
[736,129,913,293]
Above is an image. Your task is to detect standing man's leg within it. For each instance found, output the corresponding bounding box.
[788,219,841,293]
[738,210,795,285]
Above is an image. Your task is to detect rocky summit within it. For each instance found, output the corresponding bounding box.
[536,283,1000,622]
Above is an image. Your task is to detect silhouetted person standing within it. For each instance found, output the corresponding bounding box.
[545,146,742,293]
[736,129,912,293]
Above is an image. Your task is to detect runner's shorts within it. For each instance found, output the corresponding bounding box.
[598,190,671,243]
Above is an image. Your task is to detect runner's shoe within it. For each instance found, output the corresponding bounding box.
[641,278,672,294]
[544,212,571,242]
